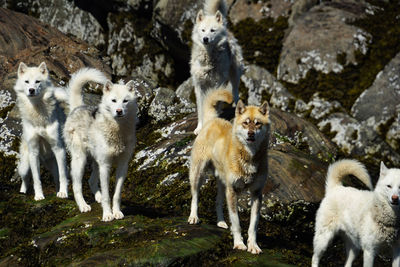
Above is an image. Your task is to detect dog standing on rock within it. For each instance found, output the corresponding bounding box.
[190,0,244,134]
[188,89,270,254]
[312,159,400,267]
[63,68,138,222]
[14,62,69,201]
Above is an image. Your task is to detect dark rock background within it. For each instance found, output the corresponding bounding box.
[0,0,399,266]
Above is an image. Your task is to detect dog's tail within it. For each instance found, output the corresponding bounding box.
[68,68,107,111]
[204,0,228,17]
[203,89,233,124]
[325,159,373,193]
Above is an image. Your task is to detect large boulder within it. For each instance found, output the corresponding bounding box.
[351,52,400,149]
[277,0,371,83]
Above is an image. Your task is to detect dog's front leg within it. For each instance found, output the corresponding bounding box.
[98,161,113,222]
[392,243,400,267]
[193,84,205,135]
[226,186,246,250]
[363,249,375,267]
[247,189,262,254]
[27,136,44,200]
[112,160,129,220]
[50,144,69,198]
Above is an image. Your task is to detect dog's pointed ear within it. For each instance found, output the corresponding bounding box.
[259,101,269,116]
[235,100,246,115]
[126,80,136,93]
[380,161,388,177]
[104,80,113,93]
[215,10,223,24]
[196,10,204,23]
[18,62,28,76]
[38,62,48,75]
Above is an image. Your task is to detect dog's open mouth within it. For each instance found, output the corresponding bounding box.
[247,137,255,142]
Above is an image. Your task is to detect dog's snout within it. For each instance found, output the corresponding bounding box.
[203,37,209,44]
[392,195,399,201]
[116,109,123,116]
[248,131,255,138]
[29,88,35,95]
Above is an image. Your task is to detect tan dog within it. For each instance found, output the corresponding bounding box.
[188,89,270,254]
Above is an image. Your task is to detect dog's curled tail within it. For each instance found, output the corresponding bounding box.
[68,68,107,111]
[325,159,373,193]
[203,89,233,124]
[204,0,228,16]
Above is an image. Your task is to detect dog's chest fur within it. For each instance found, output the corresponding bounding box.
[191,42,231,88]
[372,201,400,245]
[18,93,58,127]
[94,116,127,156]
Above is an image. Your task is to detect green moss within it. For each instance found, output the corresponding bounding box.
[231,16,288,75]
[283,0,400,111]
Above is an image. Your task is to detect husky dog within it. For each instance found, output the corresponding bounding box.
[14,62,69,200]
[312,159,400,267]
[188,89,269,254]
[190,0,244,134]
[64,68,138,222]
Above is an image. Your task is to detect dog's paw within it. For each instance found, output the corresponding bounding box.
[217,221,229,229]
[113,210,124,220]
[56,191,68,199]
[247,242,262,254]
[233,242,247,251]
[94,192,102,203]
[34,194,45,201]
[188,215,200,224]
[102,213,114,222]
[79,204,91,213]
[20,184,28,194]
[194,126,201,135]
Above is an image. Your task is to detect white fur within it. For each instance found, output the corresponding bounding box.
[190,0,243,134]
[64,71,137,222]
[14,62,69,200]
[312,160,400,267]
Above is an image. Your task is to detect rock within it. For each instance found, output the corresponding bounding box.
[318,112,400,166]
[148,87,195,122]
[241,64,295,111]
[351,52,400,148]
[229,0,294,25]
[288,0,319,26]
[277,0,371,83]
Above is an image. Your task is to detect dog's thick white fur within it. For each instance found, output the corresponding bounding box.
[188,89,269,254]
[64,68,138,222]
[190,0,244,134]
[14,62,69,200]
[312,159,400,267]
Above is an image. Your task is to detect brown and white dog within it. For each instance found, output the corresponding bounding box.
[188,89,269,254]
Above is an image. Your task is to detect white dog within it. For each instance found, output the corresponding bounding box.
[312,159,400,267]
[14,62,69,200]
[64,68,138,222]
[190,0,244,134]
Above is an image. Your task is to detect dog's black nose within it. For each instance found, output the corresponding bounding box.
[116,109,123,116]
[203,37,209,44]
[29,88,35,95]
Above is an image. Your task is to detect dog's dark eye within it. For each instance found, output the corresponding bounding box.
[35,80,40,83]
[202,29,205,32]
[112,99,117,103]
[242,121,248,126]
[210,29,215,32]
[123,99,128,103]
[387,185,392,188]
[255,121,262,126]
[25,80,29,84]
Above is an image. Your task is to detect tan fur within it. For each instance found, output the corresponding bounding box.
[188,91,270,254]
